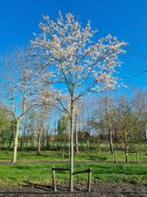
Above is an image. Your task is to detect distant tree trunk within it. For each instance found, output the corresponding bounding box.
[12,118,21,164]
[8,132,13,150]
[8,140,12,150]
[114,144,118,163]
[37,129,42,155]
[43,129,48,149]
[37,135,41,155]
[75,129,79,153]
[125,144,129,163]
[136,146,140,164]
[109,128,114,154]
[42,128,45,150]
[124,132,129,163]
[20,137,23,150]
[145,125,147,141]
[105,97,114,154]
[68,124,70,159]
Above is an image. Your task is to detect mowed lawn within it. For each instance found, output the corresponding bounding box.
[0,150,146,186]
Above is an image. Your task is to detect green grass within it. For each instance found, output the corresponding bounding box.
[0,150,146,186]
[0,149,146,163]
[0,163,146,186]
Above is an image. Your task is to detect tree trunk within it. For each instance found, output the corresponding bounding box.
[37,133,42,155]
[136,144,140,163]
[114,144,118,163]
[124,133,129,163]
[125,144,129,163]
[68,125,70,159]
[105,98,114,154]
[12,118,20,164]
[20,137,24,150]
[109,128,114,154]
[75,114,79,154]
[75,129,79,153]
[43,130,48,149]
[69,98,74,192]
[42,129,44,150]
[8,140,12,150]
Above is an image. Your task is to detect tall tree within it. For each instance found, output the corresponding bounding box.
[31,13,126,191]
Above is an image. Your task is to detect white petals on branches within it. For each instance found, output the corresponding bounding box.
[31,12,127,100]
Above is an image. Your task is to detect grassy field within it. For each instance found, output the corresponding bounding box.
[0,149,146,163]
[0,163,146,187]
[0,150,146,187]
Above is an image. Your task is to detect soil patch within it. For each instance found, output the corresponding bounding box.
[0,183,146,197]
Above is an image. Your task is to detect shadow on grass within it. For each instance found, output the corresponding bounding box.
[89,155,107,161]
[22,181,88,192]
[22,181,70,192]
[22,181,53,192]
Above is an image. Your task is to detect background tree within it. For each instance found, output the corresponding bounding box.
[57,115,68,136]
[1,49,52,163]
[35,106,51,155]
[100,97,114,153]
[0,105,15,149]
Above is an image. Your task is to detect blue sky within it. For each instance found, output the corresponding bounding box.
[0,0,147,93]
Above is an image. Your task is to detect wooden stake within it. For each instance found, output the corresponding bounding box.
[88,168,92,192]
[52,168,56,192]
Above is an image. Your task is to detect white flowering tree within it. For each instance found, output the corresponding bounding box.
[31,13,126,191]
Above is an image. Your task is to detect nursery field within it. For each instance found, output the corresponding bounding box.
[0,149,146,187]
[1,0,147,196]
[0,148,147,163]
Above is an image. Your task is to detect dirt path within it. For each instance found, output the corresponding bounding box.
[0,183,146,197]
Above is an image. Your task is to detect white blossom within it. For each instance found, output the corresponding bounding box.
[31,12,127,101]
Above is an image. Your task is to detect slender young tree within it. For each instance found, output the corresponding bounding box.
[35,105,51,155]
[31,13,126,191]
[1,49,52,164]
[101,97,114,153]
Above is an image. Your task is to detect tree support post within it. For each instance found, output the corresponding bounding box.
[52,168,56,192]
[88,168,92,192]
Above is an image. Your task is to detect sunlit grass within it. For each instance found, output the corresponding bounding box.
[0,148,146,186]
[0,163,146,186]
[0,149,146,163]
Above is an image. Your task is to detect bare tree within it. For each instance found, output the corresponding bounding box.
[1,49,52,163]
[101,97,114,153]
[35,106,51,155]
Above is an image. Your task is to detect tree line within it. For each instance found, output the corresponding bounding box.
[0,90,146,153]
